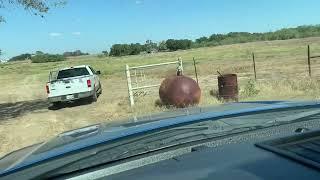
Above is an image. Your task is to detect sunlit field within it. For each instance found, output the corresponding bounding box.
[1,37,320,156]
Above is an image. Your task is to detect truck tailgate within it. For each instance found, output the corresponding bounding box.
[48,76,93,97]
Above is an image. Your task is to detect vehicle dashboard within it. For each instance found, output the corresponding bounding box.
[60,116,320,180]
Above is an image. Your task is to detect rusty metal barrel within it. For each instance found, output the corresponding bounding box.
[218,74,238,101]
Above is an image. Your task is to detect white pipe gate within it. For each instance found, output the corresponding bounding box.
[125,58,183,106]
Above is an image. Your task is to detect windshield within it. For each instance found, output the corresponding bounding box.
[1,0,320,175]
[56,68,90,79]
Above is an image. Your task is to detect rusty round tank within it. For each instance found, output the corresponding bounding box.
[159,76,201,108]
[218,74,238,101]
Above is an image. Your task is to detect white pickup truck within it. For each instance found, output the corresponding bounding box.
[46,65,102,106]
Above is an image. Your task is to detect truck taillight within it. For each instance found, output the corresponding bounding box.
[87,80,92,87]
[46,84,50,94]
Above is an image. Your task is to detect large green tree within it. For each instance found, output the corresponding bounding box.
[166,39,192,51]
[158,41,167,51]
[0,0,66,22]
[144,40,157,53]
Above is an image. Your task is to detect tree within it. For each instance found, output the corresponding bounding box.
[145,40,157,53]
[208,34,225,44]
[195,36,208,44]
[158,41,167,51]
[109,44,125,56]
[63,50,89,57]
[166,39,192,51]
[63,52,73,57]
[130,43,144,55]
[0,0,66,22]
[31,53,65,63]
[74,50,81,56]
[9,53,32,62]
[165,39,177,51]
[180,39,192,49]
[109,43,145,56]
[35,51,44,55]
[102,50,109,56]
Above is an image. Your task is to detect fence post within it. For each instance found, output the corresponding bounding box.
[308,45,312,77]
[193,57,199,84]
[177,57,183,76]
[126,64,134,106]
[252,52,257,81]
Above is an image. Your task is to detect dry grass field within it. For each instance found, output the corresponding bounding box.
[1,37,320,157]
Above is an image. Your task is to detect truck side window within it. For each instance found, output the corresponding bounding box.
[89,66,96,74]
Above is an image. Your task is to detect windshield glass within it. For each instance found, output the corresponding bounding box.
[56,68,89,79]
[1,0,320,173]
[1,104,320,178]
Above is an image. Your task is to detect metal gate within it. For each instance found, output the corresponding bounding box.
[125,58,183,106]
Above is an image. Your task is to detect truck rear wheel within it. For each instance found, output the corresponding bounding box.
[90,91,98,102]
[52,102,63,108]
[98,83,102,96]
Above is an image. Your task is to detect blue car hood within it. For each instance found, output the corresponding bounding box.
[0,100,319,176]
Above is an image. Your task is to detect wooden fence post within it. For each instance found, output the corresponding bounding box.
[308,45,312,77]
[252,52,257,81]
[193,57,199,84]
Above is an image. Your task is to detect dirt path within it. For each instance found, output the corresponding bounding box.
[0,77,134,157]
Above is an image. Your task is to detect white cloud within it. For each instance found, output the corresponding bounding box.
[49,32,62,37]
[135,0,142,4]
[72,32,81,35]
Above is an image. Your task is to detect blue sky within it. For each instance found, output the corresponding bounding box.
[1,0,320,59]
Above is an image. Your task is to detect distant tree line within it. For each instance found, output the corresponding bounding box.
[108,40,158,57]
[104,25,320,57]
[63,50,89,57]
[8,49,88,63]
[31,51,65,63]
[7,51,65,63]
[193,25,320,48]
[107,39,192,57]
[7,25,320,61]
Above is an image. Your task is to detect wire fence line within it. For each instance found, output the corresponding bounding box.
[113,45,320,106]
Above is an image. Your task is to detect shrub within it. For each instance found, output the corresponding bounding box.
[241,79,260,97]
[102,50,109,56]
[97,54,105,58]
